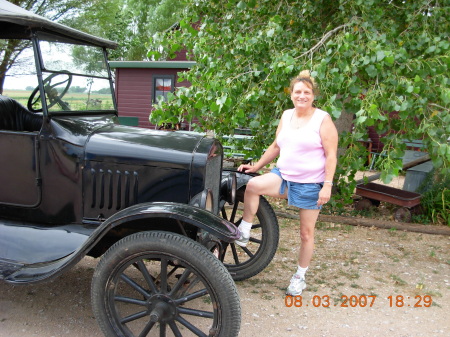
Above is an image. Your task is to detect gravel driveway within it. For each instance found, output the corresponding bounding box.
[1,218,449,337]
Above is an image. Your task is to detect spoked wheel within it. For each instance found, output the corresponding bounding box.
[92,231,241,337]
[221,188,279,281]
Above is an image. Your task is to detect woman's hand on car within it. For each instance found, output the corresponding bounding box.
[237,163,258,173]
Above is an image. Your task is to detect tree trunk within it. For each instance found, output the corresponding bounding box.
[334,109,354,157]
[0,56,9,95]
[0,39,31,94]
[0,72,5,95]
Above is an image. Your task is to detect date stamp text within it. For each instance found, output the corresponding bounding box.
[284,295,433,308]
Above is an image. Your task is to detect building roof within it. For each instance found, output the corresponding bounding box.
[109,61,196,69]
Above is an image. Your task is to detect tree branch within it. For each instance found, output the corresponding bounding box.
[295,22,352,59]
[428,103,450,112]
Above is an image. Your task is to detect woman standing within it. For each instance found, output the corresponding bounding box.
[237,70,338,296]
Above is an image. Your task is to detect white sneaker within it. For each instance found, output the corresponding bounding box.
[235,232,250,247]
[286,274,306,296]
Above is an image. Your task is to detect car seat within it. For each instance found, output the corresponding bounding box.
[0,95,43,132]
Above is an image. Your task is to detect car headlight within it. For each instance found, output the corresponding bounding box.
[221,172,236,205]
[190,189,214,213]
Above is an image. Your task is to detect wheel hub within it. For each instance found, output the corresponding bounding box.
[147,295,177,323]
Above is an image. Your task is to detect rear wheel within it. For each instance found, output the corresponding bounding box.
[91,231,241,337]
[221,189,279,281]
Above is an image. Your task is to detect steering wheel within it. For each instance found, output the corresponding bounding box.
[28,72,72,112]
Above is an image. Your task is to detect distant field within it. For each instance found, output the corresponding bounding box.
[2,90,32,106]
[3,89,114,110]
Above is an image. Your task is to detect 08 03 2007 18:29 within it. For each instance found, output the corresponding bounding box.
[284,294,433,308]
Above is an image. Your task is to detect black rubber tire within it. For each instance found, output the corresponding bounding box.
[221,188,279,281]
[91,231,241,337]
[394,207,412,222]
[354,197,380,211]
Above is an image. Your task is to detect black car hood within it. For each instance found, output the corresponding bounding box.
[85,124,206,168]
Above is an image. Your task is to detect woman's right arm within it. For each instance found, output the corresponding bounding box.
[238,115,283,173]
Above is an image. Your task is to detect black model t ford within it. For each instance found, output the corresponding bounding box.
[0,1,279,336]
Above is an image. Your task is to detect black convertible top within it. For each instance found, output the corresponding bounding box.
[0,0,118,49]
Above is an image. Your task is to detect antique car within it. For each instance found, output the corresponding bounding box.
[0,1,279,336]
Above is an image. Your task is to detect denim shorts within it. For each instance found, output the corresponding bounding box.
[271,167,323,210]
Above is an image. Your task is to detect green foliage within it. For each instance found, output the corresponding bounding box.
[71,44,108,77]
[149,0,449,203]
[68,86,87,93]
[94,87,112,94]
[1,0,97,93]
[63,0,186,61]
[1,0,186,93]
[420,173,450,226]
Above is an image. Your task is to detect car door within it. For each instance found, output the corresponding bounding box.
[0,131,41,207]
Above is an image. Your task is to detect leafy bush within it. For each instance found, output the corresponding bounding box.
[420,173,450,226]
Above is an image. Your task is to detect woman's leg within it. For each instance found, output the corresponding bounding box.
[242,172,286,223]
[298,208,321,267]
[236,172,286,246]
[286,208,320,295]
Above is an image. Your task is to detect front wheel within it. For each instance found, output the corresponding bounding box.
[221,188,279,281]
[91,231,241,337]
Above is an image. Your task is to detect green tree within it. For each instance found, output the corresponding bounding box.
[1,0,186,93]
[122,0,186,60]
[95,87,112,94]
[0,0,110,94]
[149,0,449,202]
[68,86,87,93]
[64,0,186,61]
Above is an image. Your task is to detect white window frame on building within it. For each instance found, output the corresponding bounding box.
[153,75,175,103]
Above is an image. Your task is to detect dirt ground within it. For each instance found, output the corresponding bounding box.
[1,219,448,337]
[1,175,449,337]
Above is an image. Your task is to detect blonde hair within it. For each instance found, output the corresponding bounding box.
[289,70,319,95]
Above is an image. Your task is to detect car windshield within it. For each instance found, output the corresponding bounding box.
[2,37,115,114]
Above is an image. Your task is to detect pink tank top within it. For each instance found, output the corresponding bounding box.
[276,108,328,183]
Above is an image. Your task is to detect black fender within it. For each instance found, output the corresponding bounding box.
[2,202,239,284]
[102,202,240,242]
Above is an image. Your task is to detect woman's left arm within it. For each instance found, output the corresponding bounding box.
[317,115,339,206]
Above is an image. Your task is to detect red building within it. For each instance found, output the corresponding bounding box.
[109,60,195,128]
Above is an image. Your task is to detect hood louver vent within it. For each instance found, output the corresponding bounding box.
[90,169,138,210]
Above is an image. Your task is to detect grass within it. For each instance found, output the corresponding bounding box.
[316,222,354,233]
[261,294,275,300]
[3,89,114,111]
[339,270,361,280]
[390,274,407,286]
[418,173,449,226]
